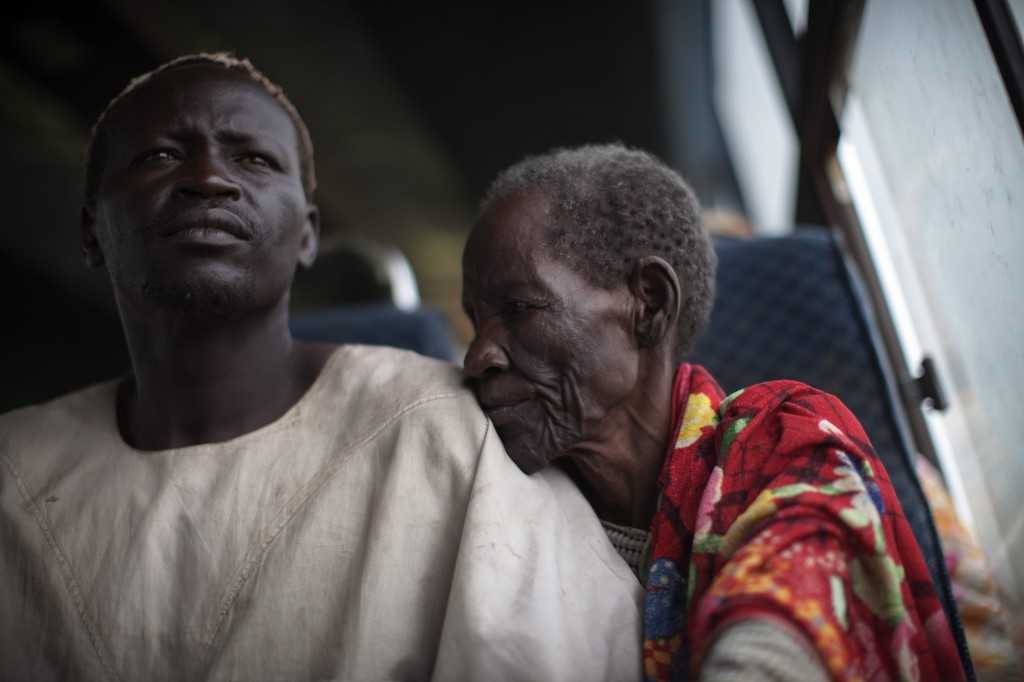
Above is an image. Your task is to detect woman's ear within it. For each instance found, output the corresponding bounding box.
[80,203,105,269]
[629,256,680,349]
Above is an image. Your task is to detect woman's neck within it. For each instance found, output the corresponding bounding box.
[561,365,679,528]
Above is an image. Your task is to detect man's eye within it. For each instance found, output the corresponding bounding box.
[237,152,277,168]
[134,149,179,163]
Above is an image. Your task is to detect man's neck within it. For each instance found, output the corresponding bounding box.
[117,305,334,450]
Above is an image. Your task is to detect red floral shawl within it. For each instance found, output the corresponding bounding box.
[642,364,965,681]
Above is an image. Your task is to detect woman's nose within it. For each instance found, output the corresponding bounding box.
[177,153,242,200]
[463,323,510,380]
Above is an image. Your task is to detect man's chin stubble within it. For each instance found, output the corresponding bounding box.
[139,276,257,317]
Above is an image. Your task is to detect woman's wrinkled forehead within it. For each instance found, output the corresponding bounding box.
[462,192,557,299]
[468,191,557,251]
[465,192,554,262]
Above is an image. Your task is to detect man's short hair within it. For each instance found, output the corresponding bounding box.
[480,143,716,357]
[84,52,316,203]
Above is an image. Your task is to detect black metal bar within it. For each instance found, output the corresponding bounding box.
[751,0,802,127]
[973,0,1024,137]
[792,0,845,225]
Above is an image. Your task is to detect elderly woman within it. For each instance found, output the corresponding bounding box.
[461,144,965,681]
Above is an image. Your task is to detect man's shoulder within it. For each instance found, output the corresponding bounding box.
[0,380,119,454]
[313,344,487,442]
[323,343,471,405]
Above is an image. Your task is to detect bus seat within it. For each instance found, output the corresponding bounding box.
[688,227,974,678]
[290,235,458,362]
[291,303,456,362]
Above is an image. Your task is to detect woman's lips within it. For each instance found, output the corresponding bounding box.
[483,397,535,427]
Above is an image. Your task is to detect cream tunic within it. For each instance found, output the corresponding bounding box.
[0,345,642,681]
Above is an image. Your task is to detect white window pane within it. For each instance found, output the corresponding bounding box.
[712,0,798,234]
[841,0,1024,613]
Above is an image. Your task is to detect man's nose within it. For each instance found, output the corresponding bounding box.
[177,153,242,199]
[463,323,510,380]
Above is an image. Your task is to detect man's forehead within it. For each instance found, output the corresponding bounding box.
[142,62,259,91]
[117,64,288,127]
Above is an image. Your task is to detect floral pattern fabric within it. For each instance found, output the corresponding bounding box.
[642,364,965,681]
[915,455,1023,679]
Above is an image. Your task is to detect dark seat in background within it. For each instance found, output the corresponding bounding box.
[689,228,974,679]
[290,234,458,362]
[291,303,456,362]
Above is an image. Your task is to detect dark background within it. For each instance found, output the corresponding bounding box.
[0,0,743,411]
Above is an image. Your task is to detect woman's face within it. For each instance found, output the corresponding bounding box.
[462,192,642,473]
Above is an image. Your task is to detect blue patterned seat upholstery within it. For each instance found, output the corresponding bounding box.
[689,228,973,677]
[290,303,457,362]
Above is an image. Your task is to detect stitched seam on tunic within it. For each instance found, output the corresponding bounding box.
[426,416,491,680]
[190,389,471,679]
[0,449,123,682]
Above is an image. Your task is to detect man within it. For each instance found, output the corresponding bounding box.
[0,54,642,681]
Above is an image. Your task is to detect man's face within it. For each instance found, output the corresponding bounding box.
[83,64,318,317]
[462,193,641,473]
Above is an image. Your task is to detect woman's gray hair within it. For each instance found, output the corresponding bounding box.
[480,143,717,357]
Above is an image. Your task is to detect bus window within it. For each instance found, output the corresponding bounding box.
[711,0,1024,673]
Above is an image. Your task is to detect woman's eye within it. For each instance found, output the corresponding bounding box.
[505,301,527,315]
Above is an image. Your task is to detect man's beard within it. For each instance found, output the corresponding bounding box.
[137,272,258,317]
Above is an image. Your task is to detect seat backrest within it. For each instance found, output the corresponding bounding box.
[289,234,458,362]
[290,303,457,362]
[688,228,973,678]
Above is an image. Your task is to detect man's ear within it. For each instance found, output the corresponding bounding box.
[80,202,105,269]
[629,256,680,349]
[297,204,320,270]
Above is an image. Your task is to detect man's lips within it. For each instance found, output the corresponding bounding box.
[162,210,251,243]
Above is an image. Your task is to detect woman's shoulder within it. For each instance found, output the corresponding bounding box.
[711,374,869,447]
